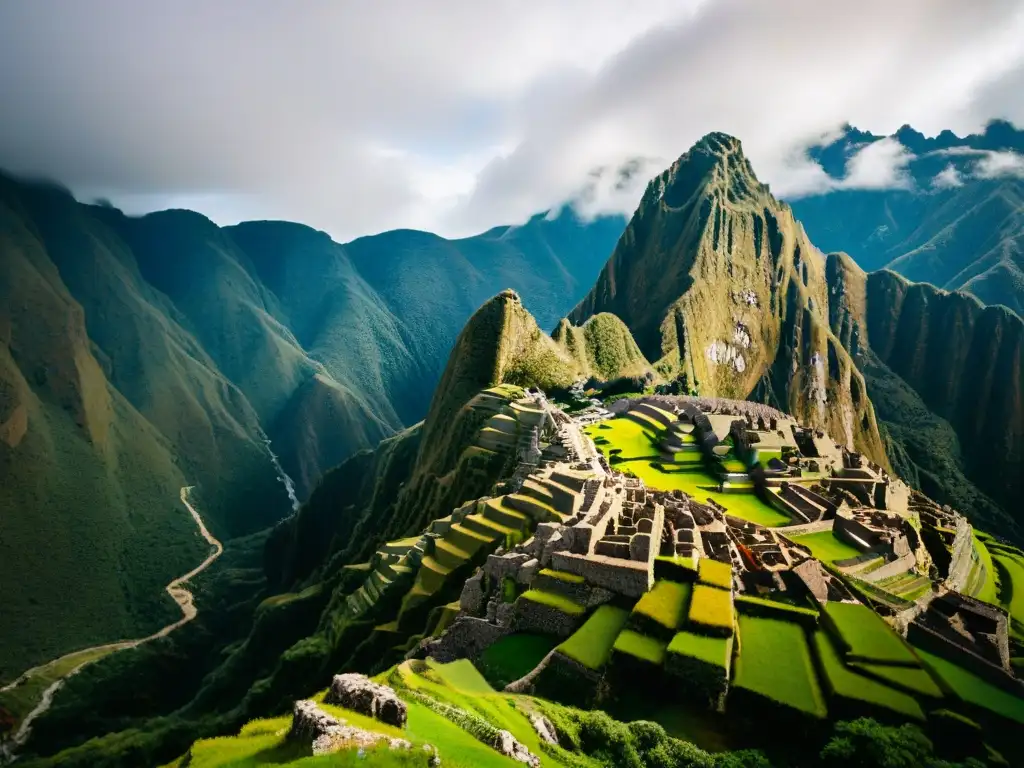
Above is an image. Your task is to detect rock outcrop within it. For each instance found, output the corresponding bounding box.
[324,673,408,728]
[288,699,412,756]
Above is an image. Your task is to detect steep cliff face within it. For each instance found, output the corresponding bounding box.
[827,253,1023,536]
[569,133,887,464]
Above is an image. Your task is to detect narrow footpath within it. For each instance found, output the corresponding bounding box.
[0,486,223,763]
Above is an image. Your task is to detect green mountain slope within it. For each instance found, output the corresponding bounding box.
[0,185,205,679]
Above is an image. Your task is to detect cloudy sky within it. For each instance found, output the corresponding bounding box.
[1,0,1023,241]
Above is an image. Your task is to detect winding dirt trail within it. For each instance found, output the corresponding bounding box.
[0,486,222,762]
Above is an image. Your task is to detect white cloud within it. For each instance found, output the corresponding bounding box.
[932,164,965,189]
[974,150,1024,178]
[1,0,1023,240]
[837,138,916,191]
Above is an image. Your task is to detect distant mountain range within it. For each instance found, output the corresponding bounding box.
[791,119,1024,315]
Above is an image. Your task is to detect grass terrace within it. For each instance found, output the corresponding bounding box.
[613,629,668,665]
[732,615,826,718]
[848,661,944,699]
[688,585,734,637]
[992,550,1024,624]
[823,602,918,665]
[631,579,692,635]
[698,558,733,590]
[667,630,732,671]
[813,631,926,722]
[584,416,792,527]
[915,649,1024,725]
[789,530,862,563]
[970,534,1000,605]
[556,604,632,670]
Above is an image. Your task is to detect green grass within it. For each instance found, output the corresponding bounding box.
[789,530,862,563]
[732,615,826,717]
[519,589,586,616]
[697,558,733,590]
[632,580,692,633]
[557,605,631,670]
[916,649,1024,724]
[583,418,660,459]
[813,631,925,722]
[992,552,1024,623]
[584,418,789,527]
[667,630,731,669]
[687,585,734,636]
[735,595,818,625]
[613,629,668,665]
[823,602,918,665]
[971,534,1000,605]
[849,661,944,699]
[478,633,559,689]
[538,568,585,584]
[617,462,791,527]
[426,659,495,695]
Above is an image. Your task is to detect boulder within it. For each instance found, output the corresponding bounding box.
[325,673,408,728]
[530,713,559,745]
[288,700,411,756]
[493,729,541,767]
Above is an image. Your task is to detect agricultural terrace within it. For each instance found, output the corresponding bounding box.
[583,417,789,528]
[556,604,631,670]
[613,629,668,665]
[630,579,692,636]
[989,545,1024,627]
[916,649,1024,725]
[687,585,734,637]
[732,615,826,718]
[970,534,1000,605]
[789,530,862,563]
[823,603,918,665]
[813,631,925,722]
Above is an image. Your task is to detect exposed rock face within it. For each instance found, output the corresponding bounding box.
[567,133,887,466]
[324,673,408,728]
[494,729,541,767]
[289,699,411,756]
[530,713,559,745]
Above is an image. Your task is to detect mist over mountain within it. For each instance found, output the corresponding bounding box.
[791,120,1024,315]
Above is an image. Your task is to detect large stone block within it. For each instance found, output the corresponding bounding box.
[325,674,408,728]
